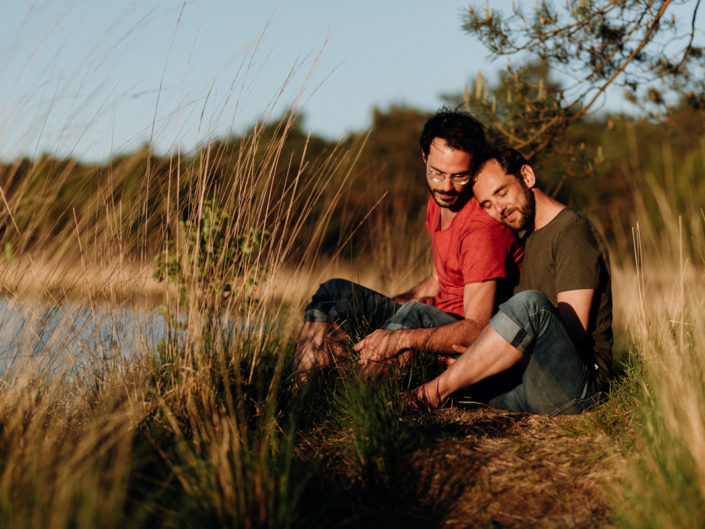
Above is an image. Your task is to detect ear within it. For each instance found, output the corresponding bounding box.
[421,151,427,163]
[520,165,536,188]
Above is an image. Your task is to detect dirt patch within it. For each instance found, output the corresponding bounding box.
[299,404,627,528]
[416,407,624,528]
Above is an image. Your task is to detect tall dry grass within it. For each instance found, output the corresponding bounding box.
[0,22,374,525]
[608,144,705,527]
[0,110,368,527]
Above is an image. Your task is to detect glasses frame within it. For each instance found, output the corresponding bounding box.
[425,163,472,186]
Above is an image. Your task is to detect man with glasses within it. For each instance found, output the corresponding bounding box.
[405,145,612,414]
[294,110,523,380]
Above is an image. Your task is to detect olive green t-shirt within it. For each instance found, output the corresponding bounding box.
[516,208,613,385]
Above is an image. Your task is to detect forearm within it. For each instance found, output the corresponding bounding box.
[414,326,524,406]
[395,318,485,354]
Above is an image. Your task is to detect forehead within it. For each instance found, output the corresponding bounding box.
[472,160,517,198]
[427,138,473,169]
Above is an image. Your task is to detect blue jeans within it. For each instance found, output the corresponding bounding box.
[478,290,600,415]
[304,278,461,339]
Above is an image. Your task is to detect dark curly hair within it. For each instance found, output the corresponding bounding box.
[473,144,529,182]
[419,108,486,167]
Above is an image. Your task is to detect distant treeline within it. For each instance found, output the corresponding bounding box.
[0,104,703,263]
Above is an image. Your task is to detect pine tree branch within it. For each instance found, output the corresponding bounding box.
[673,0,701,71]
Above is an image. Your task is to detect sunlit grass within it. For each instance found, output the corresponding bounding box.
[0,6,704,528]
[608,160,705,527]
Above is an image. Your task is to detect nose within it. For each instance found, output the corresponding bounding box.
[439,177,454,192]
[494,202,505,218]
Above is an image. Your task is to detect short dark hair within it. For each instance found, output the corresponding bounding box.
[419,108,486,164]
[474,144,529,181]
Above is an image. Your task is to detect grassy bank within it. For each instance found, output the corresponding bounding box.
[0,59,703,527]
[0,124,702,528]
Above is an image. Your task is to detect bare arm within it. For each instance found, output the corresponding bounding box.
[354,280,497,368]
[556,288,594,344]
[392,280,496,352]
[392,274,439,304]
[406,288,598,408]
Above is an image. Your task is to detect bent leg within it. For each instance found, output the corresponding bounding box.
[485,290,599,414]
[304,278,400,337]
[382,301,461,331]
[406,290,599,415]
[295,278,400,377]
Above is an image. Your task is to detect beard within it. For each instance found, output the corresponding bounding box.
[502,184,535,232]
[516,185,535,231]
[426,181,468,212]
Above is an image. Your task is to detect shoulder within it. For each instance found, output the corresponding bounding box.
[426,196,437,215]
[456,201,520,260]
[456,198,504,230]
[555,210,601,249]
[543,209,608,275]
[543,209,599,246]
[459,197,490,221]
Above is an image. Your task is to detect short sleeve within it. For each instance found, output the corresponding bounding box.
[553,219,602,293]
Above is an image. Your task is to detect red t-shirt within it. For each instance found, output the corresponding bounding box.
[425,196,523,318]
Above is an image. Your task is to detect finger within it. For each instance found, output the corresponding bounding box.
[437,355,456,367]
[451,344,466,354]
[353,339,364,352]
[402,387,425,411]
[400,390,416,409]
[361,362,382,381]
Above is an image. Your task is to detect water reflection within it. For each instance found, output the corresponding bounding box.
[0,299,168,373]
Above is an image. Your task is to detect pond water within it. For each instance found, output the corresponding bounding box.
[0,298,169,373]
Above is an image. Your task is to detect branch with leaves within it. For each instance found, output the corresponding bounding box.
[463,0,705,159]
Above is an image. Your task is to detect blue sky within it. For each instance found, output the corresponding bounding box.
[0,1,701,162]
[0,1,521,161]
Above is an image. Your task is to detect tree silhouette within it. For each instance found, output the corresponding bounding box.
[463,0,705,159]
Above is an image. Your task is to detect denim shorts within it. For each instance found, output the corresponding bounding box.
[480,290,600,415]
[304,278,461,340]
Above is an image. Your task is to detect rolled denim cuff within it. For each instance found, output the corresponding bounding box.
[489,310,533,354]
[304,308,331,323]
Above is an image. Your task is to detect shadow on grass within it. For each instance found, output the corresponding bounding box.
[296,450,466,529]
[418,407,526,440]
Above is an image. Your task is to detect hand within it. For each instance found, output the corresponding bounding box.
[392,295,435,305]
[437,344,466,368]
[353,329,404,373]
[411,296,435,305]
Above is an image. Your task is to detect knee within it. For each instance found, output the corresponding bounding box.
[317,278,349,294]
[310,278,354,302]
[513,290,551,308]
[383,302,425,330]
[305,278,351,322]
[494,290,559,340]
[500,290,552,317]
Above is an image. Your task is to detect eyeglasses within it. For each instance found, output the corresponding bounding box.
[426,164,472,186]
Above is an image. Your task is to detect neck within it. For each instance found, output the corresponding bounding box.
[531,188,566,231]
[440,206,457,229]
